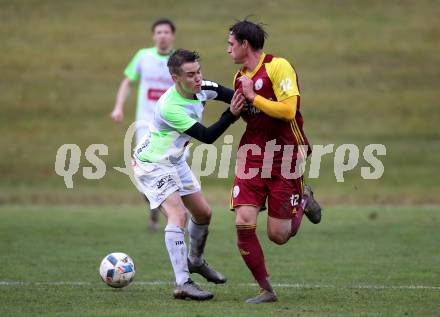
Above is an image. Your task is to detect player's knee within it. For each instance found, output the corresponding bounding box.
[268,231,289,245]
[193,206,212,224]
[201,207,212,222]
[235,211,254,226]
[205,207,212,218]
[165,206,187,227]
[235,206,258,226]
[176,211,188,227]
[235,215,253,226]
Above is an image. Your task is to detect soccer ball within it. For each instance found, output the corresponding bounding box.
[99,252,135,288]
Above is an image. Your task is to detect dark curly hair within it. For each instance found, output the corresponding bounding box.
[229,19,267,50]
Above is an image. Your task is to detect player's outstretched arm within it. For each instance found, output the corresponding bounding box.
[184,90,245,143]
[201,80,234,104]
[184,110,236,144]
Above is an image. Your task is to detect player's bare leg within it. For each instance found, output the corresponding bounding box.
[235,205,278,303]
[182,191,227,284]
[267,197,306,242]
[267,217,293,244]
[160,192,213,300]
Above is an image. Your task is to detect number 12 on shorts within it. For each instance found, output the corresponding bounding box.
[290,194,299,207]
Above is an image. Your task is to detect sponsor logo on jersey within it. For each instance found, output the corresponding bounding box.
[147,88,167,101]
[136,139,150,155]
[246,104,261,115]
[254,78,263,91]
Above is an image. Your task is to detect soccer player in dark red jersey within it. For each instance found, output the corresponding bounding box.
[227,19,322,303]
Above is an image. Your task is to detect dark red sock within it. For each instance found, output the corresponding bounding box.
[236,225,272,292]
[291,196,307,236]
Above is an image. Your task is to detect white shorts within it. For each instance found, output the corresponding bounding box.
[133,158,201,209]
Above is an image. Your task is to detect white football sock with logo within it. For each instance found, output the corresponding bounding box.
[188,218,209,266]
[164,224,189,286]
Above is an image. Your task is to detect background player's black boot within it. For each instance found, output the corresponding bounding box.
[303,184,322,224]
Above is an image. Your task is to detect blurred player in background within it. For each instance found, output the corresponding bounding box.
[133,49,245,300]
[111,18,176,230]
[227,19,322,303]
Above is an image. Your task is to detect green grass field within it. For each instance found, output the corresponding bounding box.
[1,1,439,316]
[0,205,439,316]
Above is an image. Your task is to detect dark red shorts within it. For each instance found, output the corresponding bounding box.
[231,171,304,220]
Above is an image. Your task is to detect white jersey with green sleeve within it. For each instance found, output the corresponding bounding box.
[124,47,174,131]
[134,83,226,164]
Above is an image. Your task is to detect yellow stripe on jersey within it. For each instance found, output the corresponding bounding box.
[289,121,303,159]
[266,57,300,102]
[288,120,305,196]
[241,53,267,78]
[290,120,307,164]
[229,187,234,210]
[291,119,305,145]
[232,71,240,89]
[290,121,303,146]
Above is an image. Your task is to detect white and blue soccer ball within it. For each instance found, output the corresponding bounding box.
[99,252,135,288]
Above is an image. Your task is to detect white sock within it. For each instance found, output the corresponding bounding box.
[164,224,189,286]
[188,218,209,266]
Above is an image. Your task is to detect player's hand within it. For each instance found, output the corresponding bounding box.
[230,90,246,116]
[111,108,124,122]
[238,76,257,102]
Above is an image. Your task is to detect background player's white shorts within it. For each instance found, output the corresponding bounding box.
[133,158,201,209]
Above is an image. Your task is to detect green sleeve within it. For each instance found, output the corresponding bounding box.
[123,49,145,82]
[161,103,197,133]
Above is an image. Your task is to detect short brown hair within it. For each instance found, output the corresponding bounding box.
[167,49,200,75]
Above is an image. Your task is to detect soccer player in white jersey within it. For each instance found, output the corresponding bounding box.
[133,49,245,300]
[111,18,176,230]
